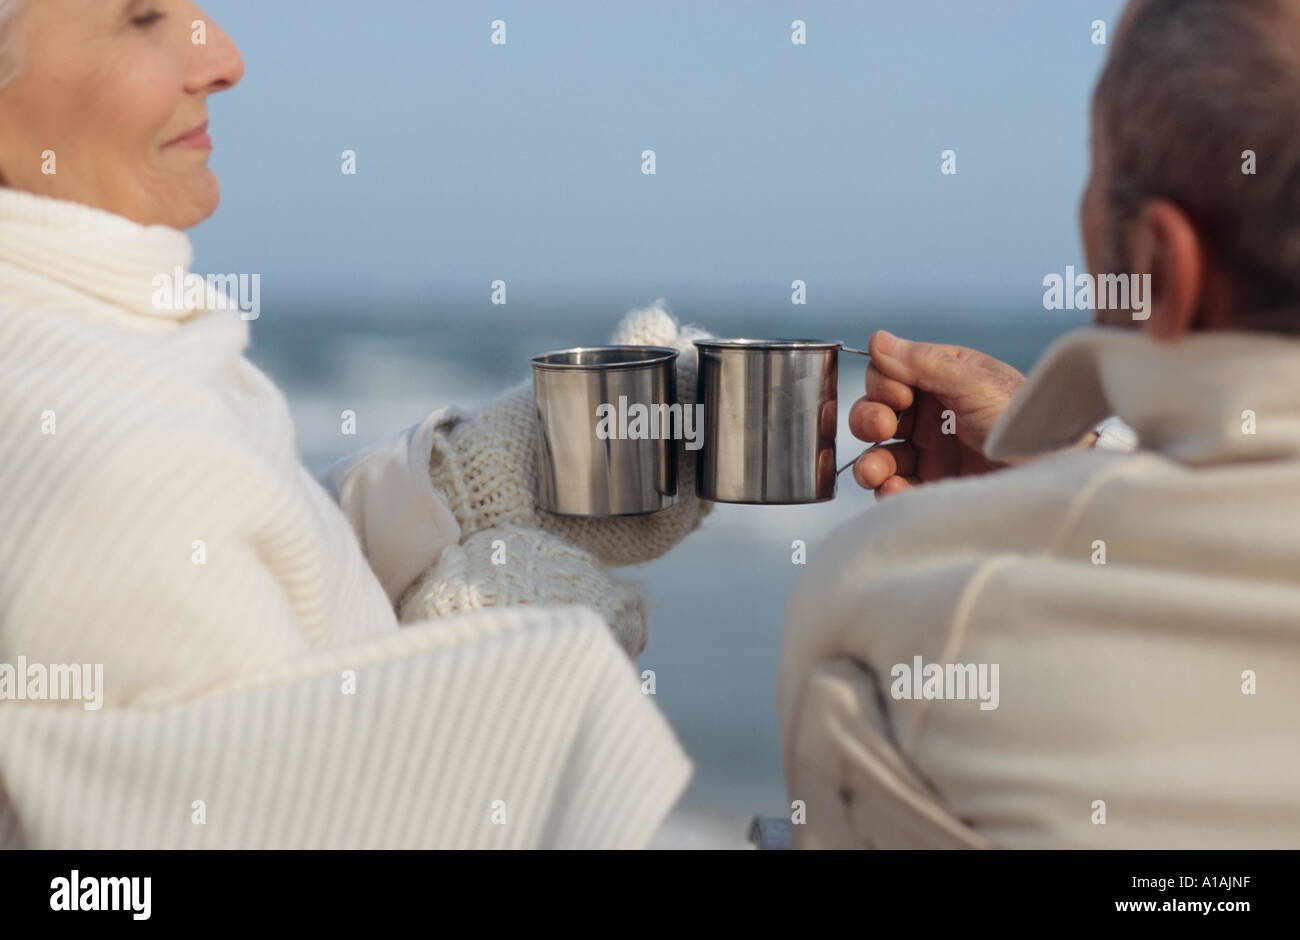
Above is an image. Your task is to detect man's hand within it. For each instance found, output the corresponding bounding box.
[847,331,1026,498]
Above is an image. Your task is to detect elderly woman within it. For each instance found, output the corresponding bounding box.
[0,0,710,848]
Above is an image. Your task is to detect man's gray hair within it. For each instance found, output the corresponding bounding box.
[1095,0,1300,326]
[0,0,25,89]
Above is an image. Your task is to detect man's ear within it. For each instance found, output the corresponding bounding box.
[1129,199,1204,339]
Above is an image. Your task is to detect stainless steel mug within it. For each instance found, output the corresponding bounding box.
[694,339,870,504]
[532,346,679,516]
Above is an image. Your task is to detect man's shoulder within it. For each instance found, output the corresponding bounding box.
[817,447,1167,572]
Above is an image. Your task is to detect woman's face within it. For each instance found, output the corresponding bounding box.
[0,0,243,229]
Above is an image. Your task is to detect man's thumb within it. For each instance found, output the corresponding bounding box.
[868,331,970,399]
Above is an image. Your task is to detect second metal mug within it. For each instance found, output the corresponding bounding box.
[532,346,679,516]
[694,338,870,504]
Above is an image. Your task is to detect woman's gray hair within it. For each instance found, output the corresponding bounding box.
[0,0,26,90]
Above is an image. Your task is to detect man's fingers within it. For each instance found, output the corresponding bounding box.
[848,400,918,446]
[868,330,973,400]
[895,407,916,440]
[848,398,899,443]
[875,475,919,499]
[852,442,917,490]
[864,364,913,411]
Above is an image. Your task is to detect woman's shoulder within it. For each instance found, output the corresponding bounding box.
[0,298,251,398]
[0,302,285,483]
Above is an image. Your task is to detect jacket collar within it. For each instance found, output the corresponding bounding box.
[985,326,1300,466]
[0,187,197,321]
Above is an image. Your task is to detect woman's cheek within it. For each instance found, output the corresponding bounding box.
[97,52,184,151]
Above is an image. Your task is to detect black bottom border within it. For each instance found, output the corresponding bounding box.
[2,848,1288,926]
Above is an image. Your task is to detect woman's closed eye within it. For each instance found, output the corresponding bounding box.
[132,11,166,29]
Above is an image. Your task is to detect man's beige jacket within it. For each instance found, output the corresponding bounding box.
[779,327,1300,848]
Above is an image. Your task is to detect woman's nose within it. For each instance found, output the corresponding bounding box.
[185,8,246,95]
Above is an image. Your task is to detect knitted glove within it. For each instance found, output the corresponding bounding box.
[427,301,713,567]
[398,524,649,658]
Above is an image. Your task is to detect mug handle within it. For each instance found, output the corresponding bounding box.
[836,345,875,477]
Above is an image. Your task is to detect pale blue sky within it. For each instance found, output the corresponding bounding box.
[194,0,1126,314]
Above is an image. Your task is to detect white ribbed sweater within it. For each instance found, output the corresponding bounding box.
[0,189,690,848]
[780,327,1300,848]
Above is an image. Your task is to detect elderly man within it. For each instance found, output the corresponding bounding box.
[779,0,1300,848]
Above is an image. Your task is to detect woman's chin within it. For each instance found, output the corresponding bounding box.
[160,170,222,229]
[83,170,223,229]
[189,171,222,226]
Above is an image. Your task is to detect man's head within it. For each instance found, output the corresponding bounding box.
[1082,0,1300,337]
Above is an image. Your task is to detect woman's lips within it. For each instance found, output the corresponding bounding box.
[165,120,212,150]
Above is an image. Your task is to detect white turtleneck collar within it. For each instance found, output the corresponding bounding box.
[0,186,197,322]
[986,326,1300,467]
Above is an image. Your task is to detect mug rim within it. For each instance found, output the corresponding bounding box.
[693,338,844,351]
[531,345,680,371]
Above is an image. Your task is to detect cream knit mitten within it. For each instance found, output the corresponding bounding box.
[427,301,713,567]
[398,524,649,657]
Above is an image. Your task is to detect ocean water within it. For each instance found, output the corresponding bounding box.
[246,300,1086,849]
